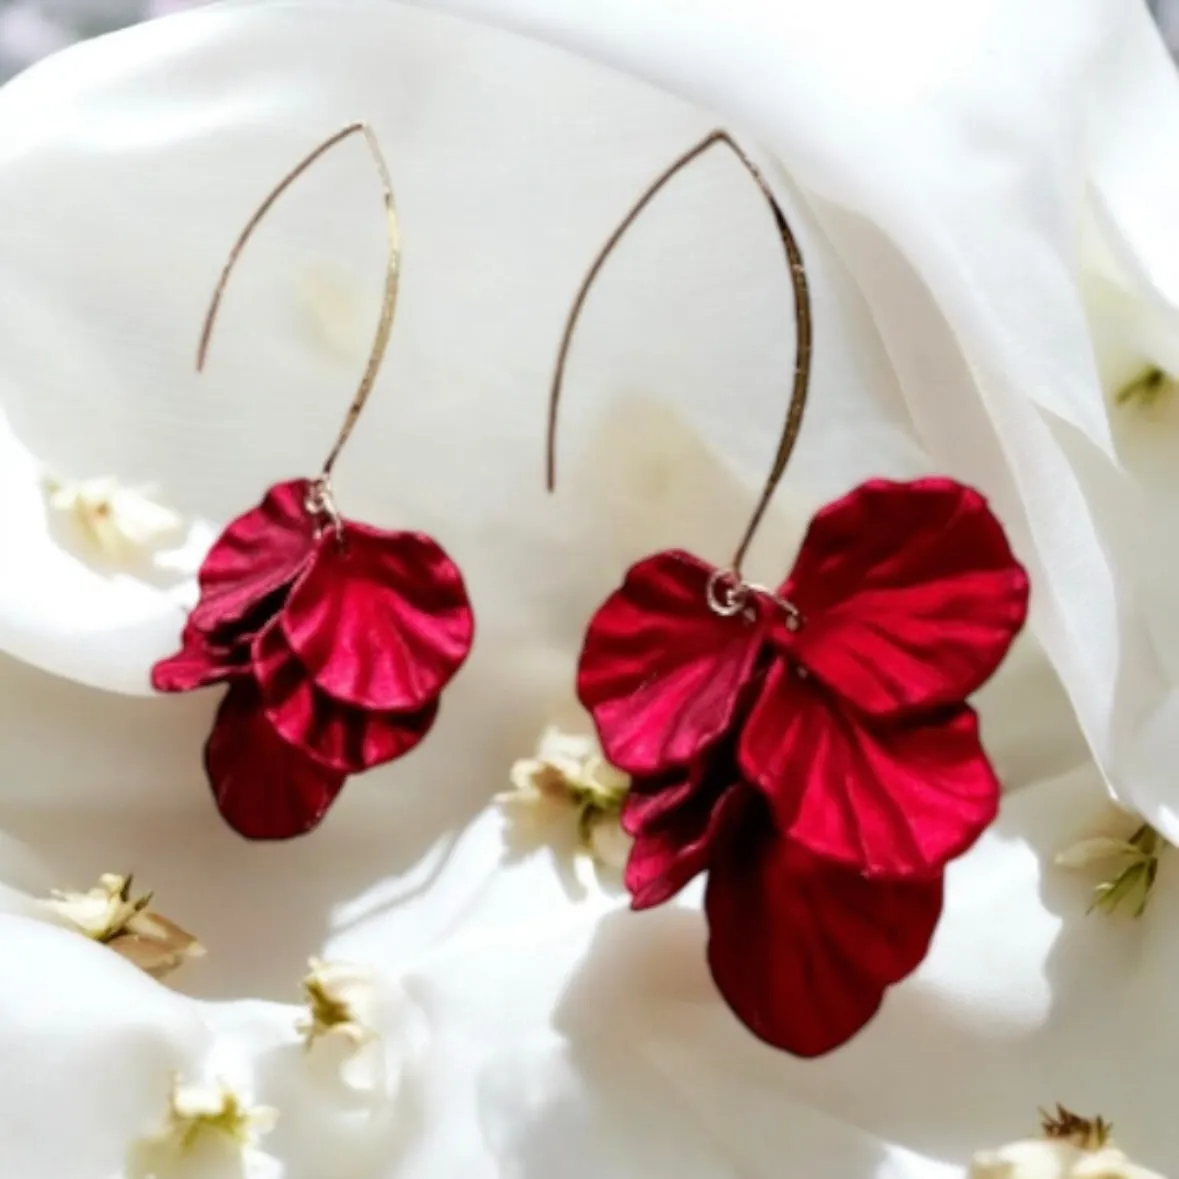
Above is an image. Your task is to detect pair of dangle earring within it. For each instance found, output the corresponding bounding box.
[549,131,1030,1056]
[152,119,1029,1060]
[153,124,474,840]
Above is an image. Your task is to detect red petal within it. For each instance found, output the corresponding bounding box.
[154,590,287,693]
[152,624,245,692]
[577,551,764,776]
[740,663,999,877]
[253,621,438,773]
[204,681,348,840]
[280,524,473,712]
[782,479,1028,717]
[705,791,943,1056]
[191,480,316,634]
[624,763,732,909]
[620,771,699,836]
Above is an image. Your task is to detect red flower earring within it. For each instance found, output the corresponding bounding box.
[154,124,474,840]
[550,131,1029,1056]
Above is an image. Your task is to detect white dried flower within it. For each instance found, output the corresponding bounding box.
[44,871,140,939]
[43,873,204,980]
[499,726,631,871]
[970,1140,1165,1179]
[141,1075,276,1157]
[296,957,379,1051]
[43,474,182,560]
[970,1108,1164,1179]
[1055,837,1142,870]
[1056,822,1166,918]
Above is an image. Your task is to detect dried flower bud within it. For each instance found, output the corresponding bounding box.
[1056,823,1165,918]
[43,873,204,980]
[1041,1106,1113,1150]
[43,474,182,561]
[296,957,379,1051]
[144,1076,276,1156]
[969,1109,1164,1179]
[500,726,631,871]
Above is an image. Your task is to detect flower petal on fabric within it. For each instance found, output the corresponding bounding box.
[253,620,438,773]
[280,524,473,713]
[781,479,1029,718]
[190,480,315,634]
[204,681,348,840]
[624,765,733,909]
[705,790,944,1056]
[577,551,765,776]
[740,663,1000,877]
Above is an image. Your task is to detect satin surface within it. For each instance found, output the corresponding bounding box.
[0,2,1175,1176]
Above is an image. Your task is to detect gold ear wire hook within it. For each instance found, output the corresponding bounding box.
[197,121,402,484]
[547,129,813,578]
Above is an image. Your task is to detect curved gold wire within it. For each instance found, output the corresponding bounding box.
[197,121,401,480]
[547,129,813,576]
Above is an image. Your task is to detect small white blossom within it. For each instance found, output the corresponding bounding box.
[44,871,140,939]
[499,726,631,872]
[43,474,182,561]
[296,957,379,1051]
[971,1109,1164,1179]
[43,873,204,980]
[1056,821,1166,918]
[137,1079,278,1160]
[1055,837,1141,870]
[970,1140,1164,1179]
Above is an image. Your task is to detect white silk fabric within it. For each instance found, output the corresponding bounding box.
[0,1,1177,1176]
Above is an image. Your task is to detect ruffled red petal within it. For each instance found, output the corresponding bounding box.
[781,479,1028,718]
[152,623,247,692]
[740,663,999,877]
[705,790,944,1056]
[280,524,473,713]
[621,770,700,836]
[624,764,732,909]
[577,551,765,776]
[190,480,316,634]
[253,621,438,773]
[154,587,288,693]
[204,681,348,840]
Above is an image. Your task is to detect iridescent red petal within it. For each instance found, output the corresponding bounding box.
[705,790,944,1056]
[280,524,473,713]
[204,681,348,840]
[780,479,1028,718]
[253,621,438,773]
[740,663,999,877]
[624,764,732,909]
[577,551,765,776]
[190,480,316,634]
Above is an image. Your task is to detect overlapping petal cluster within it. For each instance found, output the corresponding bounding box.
[154,481,473,838]
[577,478,1029,1053]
